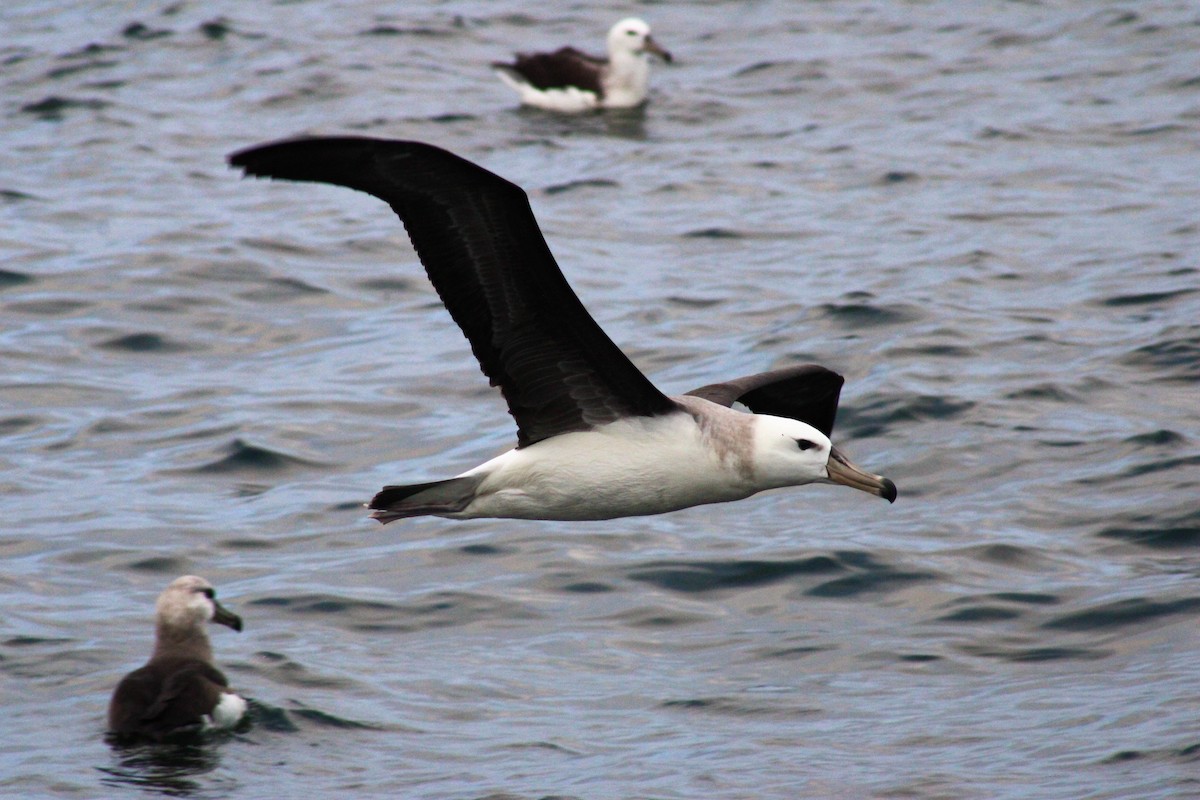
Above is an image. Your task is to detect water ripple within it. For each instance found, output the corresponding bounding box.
[188,439,321,474]
[1042,596,1200,632]
[626,555,841,593]
[1096,508,1200,549]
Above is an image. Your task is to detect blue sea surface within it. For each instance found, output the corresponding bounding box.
[2,1,1198,798]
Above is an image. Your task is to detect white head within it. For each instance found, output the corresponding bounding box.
[606,18,672,62]
[156,575,243,637]
[752,415,897,501]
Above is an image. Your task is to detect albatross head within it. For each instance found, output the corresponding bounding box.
[753,416,897,503]
[608,18,673,63]
[157,575,243,634]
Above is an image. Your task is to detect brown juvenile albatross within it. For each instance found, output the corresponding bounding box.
[108,576,246,741]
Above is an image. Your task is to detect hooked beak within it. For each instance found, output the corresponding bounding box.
[826,446,897,503]
[212,600,243,632]
[643,35,673,63]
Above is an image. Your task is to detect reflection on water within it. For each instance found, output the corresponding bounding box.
[514,103,651,141]
[99,739,227,798]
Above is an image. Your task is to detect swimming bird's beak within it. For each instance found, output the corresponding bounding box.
[644,36,673,63]
[212,601,243,632]
[826,446,897,503]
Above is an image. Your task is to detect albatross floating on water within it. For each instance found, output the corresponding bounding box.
[108,576,246,742]
[492,17,672,112]
[229,137,896,523]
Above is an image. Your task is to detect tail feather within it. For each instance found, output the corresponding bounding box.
[368,476,483,524]
[492,64,532,95]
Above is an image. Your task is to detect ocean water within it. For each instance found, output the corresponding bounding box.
[2,1,1198,798]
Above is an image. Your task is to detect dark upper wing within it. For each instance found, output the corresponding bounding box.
[108,666,162,734]
[685,365,844,437]
[141,662,229,722]
[498,47,606,94]
[108,660,229,740]
[229,137,676,447]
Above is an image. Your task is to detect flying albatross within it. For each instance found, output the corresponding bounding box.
[228,137,897,523]
[492,17,672,112]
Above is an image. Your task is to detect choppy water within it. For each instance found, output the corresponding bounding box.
[3,1,1199,798]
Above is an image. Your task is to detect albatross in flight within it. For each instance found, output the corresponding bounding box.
[492,17,673,112]
[228,137,896,523]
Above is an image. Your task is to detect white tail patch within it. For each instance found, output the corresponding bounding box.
[205,691,247,730]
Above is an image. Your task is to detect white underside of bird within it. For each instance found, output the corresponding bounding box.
[447,396,836,520]
[494,70,601,112]
[228,137,897,525]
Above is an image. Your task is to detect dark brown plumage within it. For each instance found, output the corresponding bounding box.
[229,137,679,449]
[495,47,607,95]
[686,365,845,438]
[108,657,235,741]
[107,576,245,742]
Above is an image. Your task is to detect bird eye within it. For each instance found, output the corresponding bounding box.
[200,588,215,599]
[795,439,817,451]
[626,29,637,36]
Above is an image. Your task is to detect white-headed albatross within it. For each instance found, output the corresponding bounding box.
[107,576,246,741]
[228,137,897,523]
[492,17,672,112]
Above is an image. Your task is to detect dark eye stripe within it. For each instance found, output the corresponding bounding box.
[200,587,215,599]
[796,439,817,451]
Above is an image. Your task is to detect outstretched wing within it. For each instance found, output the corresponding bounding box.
[686,364,844,436]
[230,137,676,447]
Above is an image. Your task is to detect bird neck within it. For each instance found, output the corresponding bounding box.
[153,622,214,662]
[609,49,648,75]
[603,53,649,104]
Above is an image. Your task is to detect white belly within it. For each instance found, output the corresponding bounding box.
[452,412,757,520]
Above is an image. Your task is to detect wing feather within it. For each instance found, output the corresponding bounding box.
[686,365,844,436]
[230,137,676,446]
[495,47,606,95]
